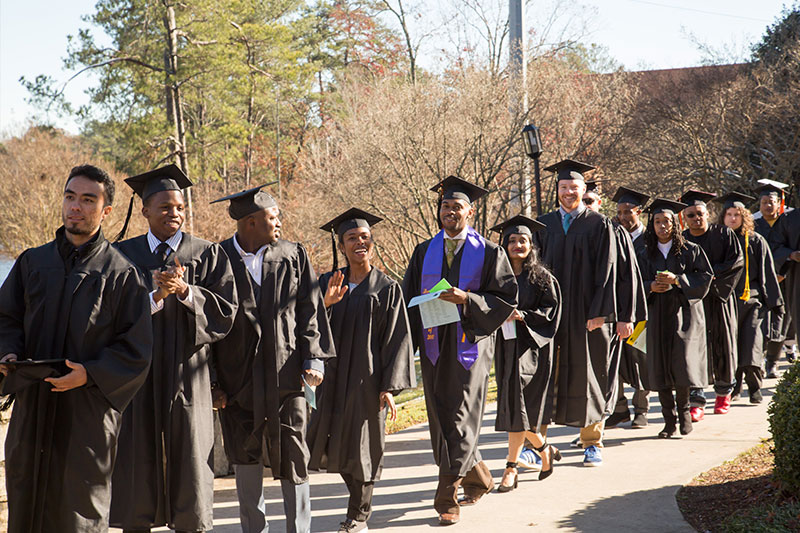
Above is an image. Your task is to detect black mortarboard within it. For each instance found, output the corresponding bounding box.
[543,159,595,182]
[490,214,545,240]
[679,189,716,207]
[755,178,789,197]
[612,186,650,207]
[714,191,756,210]
[645,198,687,215]
[124,164,193,201]
[320,207,383,237]
[0,359,69,397]
[430,176,488,204]
[210,183,277,220]
[115,164,193,242]
[320,207,383,271]
[585,181,598,192]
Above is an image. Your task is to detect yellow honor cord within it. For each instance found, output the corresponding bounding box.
[740,230,751,301]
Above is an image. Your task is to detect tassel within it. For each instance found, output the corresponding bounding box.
[740,230,751,301]
[114,195,135,242]
[780,193,785,215]
[678,211,685,230]
[330,228,338,272]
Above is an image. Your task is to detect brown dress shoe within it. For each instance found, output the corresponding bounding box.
[439,513,460,525]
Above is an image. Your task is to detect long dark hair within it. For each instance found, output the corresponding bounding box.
[644,211,686,258]
[502,233,551,288]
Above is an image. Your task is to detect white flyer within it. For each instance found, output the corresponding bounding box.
[501,319,517,340]
[407,290,461,329]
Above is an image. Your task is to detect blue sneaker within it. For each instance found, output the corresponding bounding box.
[517,447,542,471]
[583,445,603,467]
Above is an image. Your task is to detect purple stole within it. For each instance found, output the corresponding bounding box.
[420,227,486,370]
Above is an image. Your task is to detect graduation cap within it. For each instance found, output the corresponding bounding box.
[543,159,595,182]
[0,359,69,398]
[320,207,383,271]
[645,198,687,216]
[612,186,650,207]
[430,176,488,204]
[756,178,789,196]
[585,181,598,192]
[714,191,756,210]
[490,214,545,242]
[678,189,716,207]
[115,164,194,241]
[210,183,278,220]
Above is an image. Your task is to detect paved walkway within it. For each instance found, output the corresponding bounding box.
[150,361,784,532]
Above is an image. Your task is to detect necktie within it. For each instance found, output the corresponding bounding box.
[562,212,573,234]
[155,242,171,265]
[445,239,462,267]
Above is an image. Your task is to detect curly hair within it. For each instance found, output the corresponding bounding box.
[643,211,686,258]
[501,233,551,288]
[717,205,755,235]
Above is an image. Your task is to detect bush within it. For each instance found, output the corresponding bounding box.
[768,361,800,496]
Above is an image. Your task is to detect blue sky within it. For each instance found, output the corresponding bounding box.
[0,0,792,136]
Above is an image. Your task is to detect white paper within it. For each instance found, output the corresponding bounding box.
[629,326,647,354]
[501,319,517,340]
[408,290,460,329]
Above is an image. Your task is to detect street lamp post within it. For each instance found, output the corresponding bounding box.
[522,124,544,215]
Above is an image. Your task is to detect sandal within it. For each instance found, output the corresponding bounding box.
[497,461,518,493]
[534,441,562,481]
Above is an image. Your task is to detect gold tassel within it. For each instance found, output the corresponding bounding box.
[740,230,750,301]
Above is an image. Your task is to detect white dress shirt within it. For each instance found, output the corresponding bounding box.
[149,230,193,314]
[630,223,644,242]
[233,233,268,287]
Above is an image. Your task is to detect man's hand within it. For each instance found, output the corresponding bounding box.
[650,281,672,293]
[0,353,18,376]
[380,391,397,421]
[212,387,228,410]
[778,274,785,283]
[656,270,678,286]
[586,317,605,331]
[438,287,468,306]
[510,309,525,322]
[304,368,323,387]
[45,360,87,392]
[791,251,800,262]
[324,270,348,308]
[616,322,634,339]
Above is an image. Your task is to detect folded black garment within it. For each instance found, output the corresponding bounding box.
[0,359,69,395]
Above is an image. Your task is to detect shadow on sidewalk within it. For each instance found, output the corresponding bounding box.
[557,485,691,532]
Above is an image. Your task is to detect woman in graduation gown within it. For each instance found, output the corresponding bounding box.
[636,199,713,438]
[716,193,783,403]
[308,208,416,533]
[490,215,562,492]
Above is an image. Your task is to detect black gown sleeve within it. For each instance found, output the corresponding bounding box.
[295,244,335,363]
[461,244,518,343]
[377,282,416,393]
[708,227,744,301]
[184,244,238,346]
[676,245,713,303]
[0,254,26,359]
[518,274,561,349]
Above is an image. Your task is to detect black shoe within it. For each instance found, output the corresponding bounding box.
[679,411,693,435]
[750,390,763,404]
[497,462,518,493]
[658,424,677,438]
[787,350,797,363]
[534,442,562,481]
[338,518,369,532]
[606,411,631,428]
[631,413,648,428]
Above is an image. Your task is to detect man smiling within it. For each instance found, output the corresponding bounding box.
[402,176,516,525]
[110,165,238,533]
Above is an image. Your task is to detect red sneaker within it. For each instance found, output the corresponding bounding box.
[690,406,705,422]
[714,395,731,414]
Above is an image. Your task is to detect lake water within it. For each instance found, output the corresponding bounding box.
[0,258,13,285]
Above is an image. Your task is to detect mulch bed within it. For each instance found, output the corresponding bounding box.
[677,441,799,532]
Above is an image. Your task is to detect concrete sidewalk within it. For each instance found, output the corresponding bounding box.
[161,362,782,532]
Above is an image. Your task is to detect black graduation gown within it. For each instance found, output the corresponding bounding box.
[683,225,743,387]
[212,238,335,483]
[494,271,561,432]
[110,233,237,531]
[402,235,517,477]
[615,227,649,390]
[534,208,619,427]
[770,209,800,346]
[636,241,713,390]
[0,228,152,533]
[734,231,784,368]
[755,216,791,345]
[308,267,416,482]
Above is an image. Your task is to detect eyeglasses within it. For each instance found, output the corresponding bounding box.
[583,198,596,205]
[685,213,703,219]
